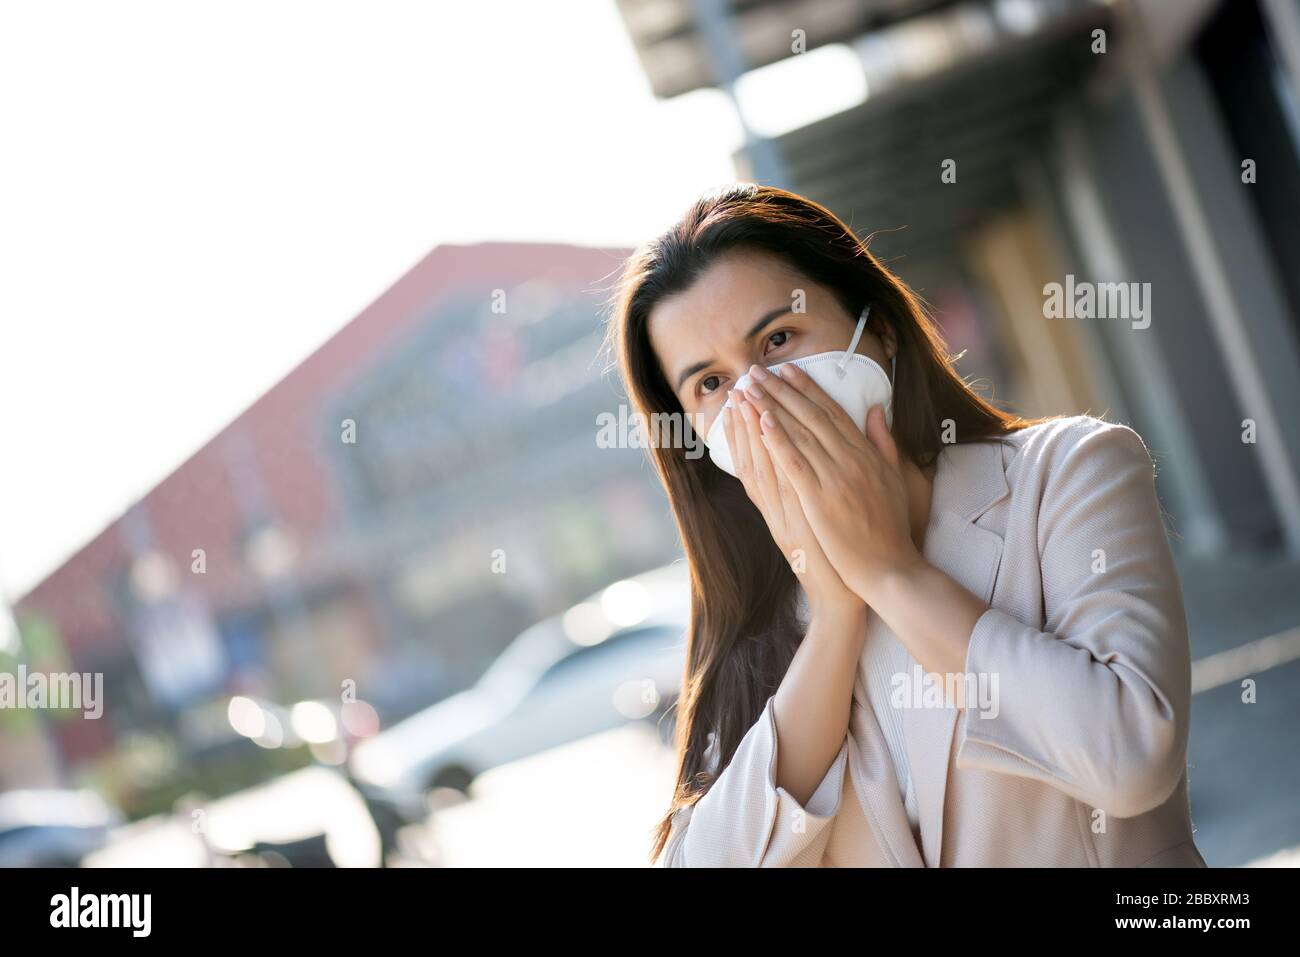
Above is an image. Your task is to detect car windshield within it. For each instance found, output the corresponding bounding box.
[474,564,690,701]
[476,621,683,702]
[474,617,575,700]
[531,624,680,688]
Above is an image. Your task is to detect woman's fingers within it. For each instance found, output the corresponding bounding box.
[758,406,823,500]
[765,441,815,535]
[741,379,839,483]
[722,399,752,491]
[726,395,773,516]
[864,404,900,470]
[762,437,823,576]
[775,362,863,443]
[739,394,787,529]
[759,363,864,450]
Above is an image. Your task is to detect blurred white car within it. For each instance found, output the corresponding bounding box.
[0,788,125,867]
[346,562,690,822]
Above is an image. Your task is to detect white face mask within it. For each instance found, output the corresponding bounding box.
[702,305,895,478]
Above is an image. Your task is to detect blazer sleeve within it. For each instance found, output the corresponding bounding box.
[954,420,1192,819]
[659,693,851,866]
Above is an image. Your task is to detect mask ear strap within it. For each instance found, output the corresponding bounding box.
[837,304,870,375]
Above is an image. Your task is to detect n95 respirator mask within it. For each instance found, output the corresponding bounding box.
[702,305,895,478]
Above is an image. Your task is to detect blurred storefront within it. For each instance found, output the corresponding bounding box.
[8,241,682,799]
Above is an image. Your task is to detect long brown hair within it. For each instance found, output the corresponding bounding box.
[603,183,1046,863]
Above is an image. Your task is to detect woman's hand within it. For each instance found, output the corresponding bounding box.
[740,363,926,607]
[721,389,864,625]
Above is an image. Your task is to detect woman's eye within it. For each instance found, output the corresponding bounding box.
[699,374,723,395]
[765,330,792,353]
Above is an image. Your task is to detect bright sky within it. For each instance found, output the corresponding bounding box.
[0,1,743,601]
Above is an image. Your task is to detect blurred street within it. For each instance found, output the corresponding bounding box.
[76,647,1300,868]
[79,722,673,868]
[77,548,1300,870]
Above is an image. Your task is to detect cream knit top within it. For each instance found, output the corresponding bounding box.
[795,586,920,843]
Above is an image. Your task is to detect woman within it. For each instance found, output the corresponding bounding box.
[606,183,1206,868]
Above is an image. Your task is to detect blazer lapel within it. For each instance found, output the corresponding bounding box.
[901,440,1009,867]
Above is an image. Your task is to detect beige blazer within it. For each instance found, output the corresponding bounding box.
[660,415,1207,867]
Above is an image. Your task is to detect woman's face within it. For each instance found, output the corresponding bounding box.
[647,248,894,438]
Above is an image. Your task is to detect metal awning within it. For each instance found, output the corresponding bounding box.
[616,0,1121,260]
[769,2,1115,256]
[614,0,957,99]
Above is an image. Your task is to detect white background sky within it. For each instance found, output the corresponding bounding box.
[0,1,743,600]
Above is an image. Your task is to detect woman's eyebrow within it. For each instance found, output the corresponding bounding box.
[743,305,795,342]
[673,306,794,390]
